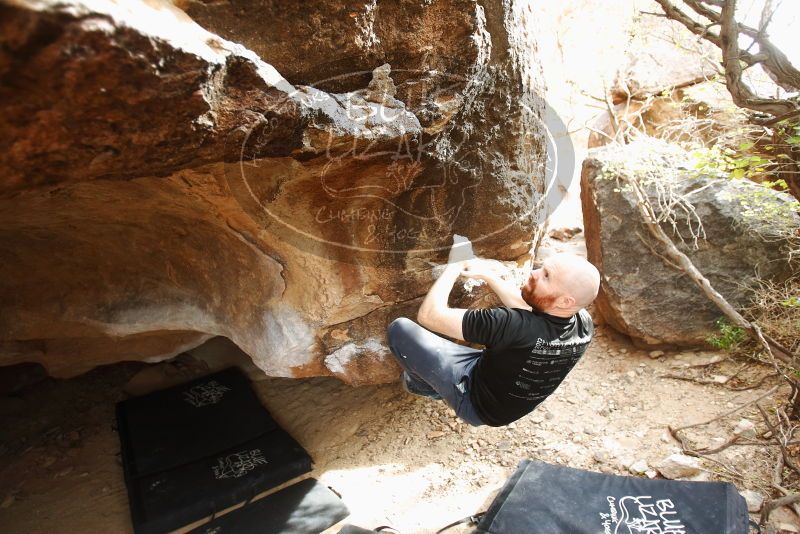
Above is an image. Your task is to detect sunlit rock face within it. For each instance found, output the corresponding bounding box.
[581,142,797,348]
[0,0,546,381]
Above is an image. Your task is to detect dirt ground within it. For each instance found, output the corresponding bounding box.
[0,319,795,533]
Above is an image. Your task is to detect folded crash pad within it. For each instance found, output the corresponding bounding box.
[189,478,350,534]
[117,367,312,534]
[475,459,749,533]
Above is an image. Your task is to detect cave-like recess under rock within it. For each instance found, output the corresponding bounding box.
[0,0,548,384]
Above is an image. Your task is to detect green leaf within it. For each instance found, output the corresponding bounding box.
[731,168,746,179]
[739,142,755,150]
[781,296,800,308]
[764,179,789,190]
[787,136,800,144]
[706,317,746,350]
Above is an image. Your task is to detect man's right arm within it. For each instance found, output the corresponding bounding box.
[461,260,532,311]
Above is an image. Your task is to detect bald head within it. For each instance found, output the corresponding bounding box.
[521,253,600,317]
[548,253,601,310]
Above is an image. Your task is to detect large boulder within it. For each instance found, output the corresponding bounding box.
[581,141,797,347]
[0,0,546,381]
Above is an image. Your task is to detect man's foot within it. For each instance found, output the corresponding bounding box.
[401,371,442,400]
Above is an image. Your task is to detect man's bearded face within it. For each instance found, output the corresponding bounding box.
[521,269,557,313]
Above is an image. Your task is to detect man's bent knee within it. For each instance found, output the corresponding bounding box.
[387,317,416,345]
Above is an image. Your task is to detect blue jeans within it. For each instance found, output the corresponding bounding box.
[386,318,484,426]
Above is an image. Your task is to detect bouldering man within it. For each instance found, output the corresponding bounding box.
[387,238,600,427]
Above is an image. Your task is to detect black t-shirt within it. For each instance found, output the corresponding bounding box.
[462,306,593,427]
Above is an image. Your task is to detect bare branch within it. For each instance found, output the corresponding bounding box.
[759,0,776,33]
[667,424,746,479]
[653,0,800,117]
[754,38,800,92]
[762,494,800,526]
[652,0,723,47]
[683,0,721,23]
[772,452,784,487]
[771,481,800,521]
[720,0,798,117]
[717,1,800,91]
[672,385,780,432]
[601,80,621,142]
[758,404,800,474]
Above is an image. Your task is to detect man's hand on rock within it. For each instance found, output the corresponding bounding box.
[460,259,505,281]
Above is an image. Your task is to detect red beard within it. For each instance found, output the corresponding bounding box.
[521,280,557,313]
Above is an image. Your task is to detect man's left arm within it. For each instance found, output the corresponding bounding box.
[417,263,467,340]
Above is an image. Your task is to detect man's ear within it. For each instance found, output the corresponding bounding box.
[557,295,576,309]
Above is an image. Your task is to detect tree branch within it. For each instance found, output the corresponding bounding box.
[683,0,721,24]
[652,0,800,117]
[754,38,800,92]
[720,0,797,117]
[652,0,723,47]
[762,494,800,526]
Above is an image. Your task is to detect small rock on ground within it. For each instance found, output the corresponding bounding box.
[656,453,701,479]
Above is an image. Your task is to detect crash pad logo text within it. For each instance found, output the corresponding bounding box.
[212,448,268,480]
[183,380,231,407]
[600,495,686,534]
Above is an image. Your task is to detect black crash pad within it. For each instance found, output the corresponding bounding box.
[189,478,350,534]
[116,367,312,534]
[117,367,278,477]
[475,459,749,533]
